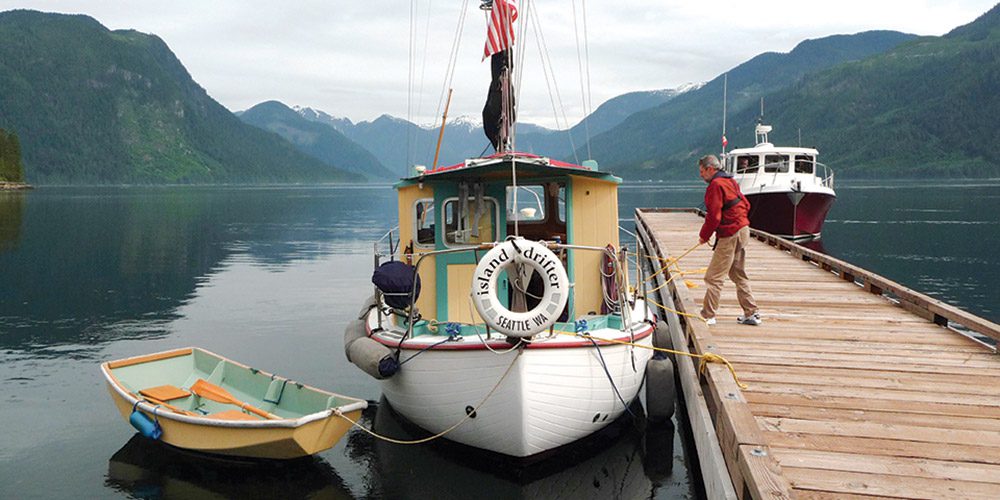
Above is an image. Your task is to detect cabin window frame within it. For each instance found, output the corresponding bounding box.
[412,198,437,249]
[441,195,501,248]
[735,155,760,174]
[794,154,815,174]
[763,154,789,173]
[505,185,548,224]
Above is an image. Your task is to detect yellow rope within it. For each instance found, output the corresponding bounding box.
[552,330,747,390]
[333,347,523,444]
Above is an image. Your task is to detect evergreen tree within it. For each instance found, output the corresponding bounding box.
[0,128,25,182]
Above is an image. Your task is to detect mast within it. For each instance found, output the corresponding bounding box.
[721,73,728,156]
[481,0,517,153]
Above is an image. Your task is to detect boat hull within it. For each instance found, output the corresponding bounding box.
[102,347,366,459]
[745,190,835,240]
[107,388,361,459]
[377,326,654,458]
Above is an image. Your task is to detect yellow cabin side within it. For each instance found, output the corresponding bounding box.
[396,183,436,317]
[569,174,620,316]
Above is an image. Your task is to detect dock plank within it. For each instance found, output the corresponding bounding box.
[635,209,1000,499]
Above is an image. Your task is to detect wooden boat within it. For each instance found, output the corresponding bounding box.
[101,347,367,459]
[343,1,662,458]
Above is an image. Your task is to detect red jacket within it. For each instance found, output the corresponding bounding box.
[699,171,750,241]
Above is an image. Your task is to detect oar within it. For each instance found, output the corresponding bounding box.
[190,379,279,420]
[135,393,197,416]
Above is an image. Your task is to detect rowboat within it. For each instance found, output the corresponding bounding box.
[101,347,367,459]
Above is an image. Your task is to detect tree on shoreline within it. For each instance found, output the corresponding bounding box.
[0,128,25,183]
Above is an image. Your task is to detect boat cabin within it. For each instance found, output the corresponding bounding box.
[392,153,621,325]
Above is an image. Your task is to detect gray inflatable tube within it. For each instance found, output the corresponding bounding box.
[343,298,399,379]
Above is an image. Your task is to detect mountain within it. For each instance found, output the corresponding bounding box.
[584,31,919,179]
[718,5,1000,178]
[0,10,357,184]
[239,101,393,180]
[294,85,692,170]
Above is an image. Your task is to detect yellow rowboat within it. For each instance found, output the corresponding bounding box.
[101,347,367,459]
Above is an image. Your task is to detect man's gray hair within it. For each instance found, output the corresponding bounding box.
[698,155,721,170]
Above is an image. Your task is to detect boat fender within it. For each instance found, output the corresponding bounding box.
[343,319,368,357]
[653,320,673,350]
[471,238,569,338]
[645,355,676,423]
[357,294,378,320]
[346,337,399,379]
[129,402,163,440]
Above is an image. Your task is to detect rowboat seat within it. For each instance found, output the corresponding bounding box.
[139,384,191,401]
[205,409,261,421]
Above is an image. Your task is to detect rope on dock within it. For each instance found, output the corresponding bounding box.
[551,330,747,390]
[333,346,523,445]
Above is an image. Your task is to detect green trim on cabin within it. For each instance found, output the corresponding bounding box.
[564,180,576,321]
[402,313,623,337]
[431,181,510,320]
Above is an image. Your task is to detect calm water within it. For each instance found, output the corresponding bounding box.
[0,181,997,499]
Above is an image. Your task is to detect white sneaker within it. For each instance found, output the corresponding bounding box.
[737,313,762,326]
[704,317,717,325]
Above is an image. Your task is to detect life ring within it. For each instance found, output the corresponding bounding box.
[471,238,569,338]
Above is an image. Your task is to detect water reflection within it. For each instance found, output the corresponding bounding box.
[0,191,25,252]
[106,434,352,499]
[345,400,692,499]
[0,187,395,357]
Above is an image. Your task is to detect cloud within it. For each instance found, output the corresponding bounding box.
[1,0,995,128]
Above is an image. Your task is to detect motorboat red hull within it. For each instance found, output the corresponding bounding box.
[745,191,835,240]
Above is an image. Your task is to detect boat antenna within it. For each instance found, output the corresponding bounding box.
[721,73,728,156]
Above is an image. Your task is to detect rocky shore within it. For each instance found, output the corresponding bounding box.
[0,182,32,190]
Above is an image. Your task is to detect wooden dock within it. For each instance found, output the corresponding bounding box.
[634,209,1000,500]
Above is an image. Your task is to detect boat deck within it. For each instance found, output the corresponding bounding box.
[634,209,1000,500]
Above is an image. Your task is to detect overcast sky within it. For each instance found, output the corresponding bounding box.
[2,1,997,128]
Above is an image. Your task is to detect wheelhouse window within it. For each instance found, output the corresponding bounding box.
[506,185,546,223]
[413,199,435,248]
[443,196,498,246]
[735,155,759,173]
[794,155,814,174]
[763,154,788,173]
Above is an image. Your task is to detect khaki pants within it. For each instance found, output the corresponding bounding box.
[701,225,757,320]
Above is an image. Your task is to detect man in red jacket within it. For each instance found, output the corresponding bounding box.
[697,155,760,326]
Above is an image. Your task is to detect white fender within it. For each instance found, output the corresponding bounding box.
[471,238,569,338]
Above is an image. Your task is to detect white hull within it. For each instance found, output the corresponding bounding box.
[380,334,653,457]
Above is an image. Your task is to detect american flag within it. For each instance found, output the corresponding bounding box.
[483,0,518,60]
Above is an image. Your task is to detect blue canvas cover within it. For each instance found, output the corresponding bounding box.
[372,261,421,309]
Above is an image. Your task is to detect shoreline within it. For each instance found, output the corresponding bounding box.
[0,182,32,191]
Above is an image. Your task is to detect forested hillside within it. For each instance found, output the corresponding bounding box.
[724,5,1000,178]
[0,10,357,184]
[0,129,24,182]
[581,31,917,179]
[240,101,394,181]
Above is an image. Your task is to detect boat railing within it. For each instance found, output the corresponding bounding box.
[745,160,835,190]
[373,240,637,339]
[373,226,401,264]
[815,161,835,189]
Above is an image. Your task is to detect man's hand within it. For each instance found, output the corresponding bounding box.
[699,238,708,245]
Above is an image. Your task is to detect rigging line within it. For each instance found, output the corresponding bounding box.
[406,0,417,173]
[582,0,593,159]
[430,0,470,161]
[510,0,532,147]
[571,0,592,160]
[416,0,434,130]
[531,9,579,164]
[529,15,563,133]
